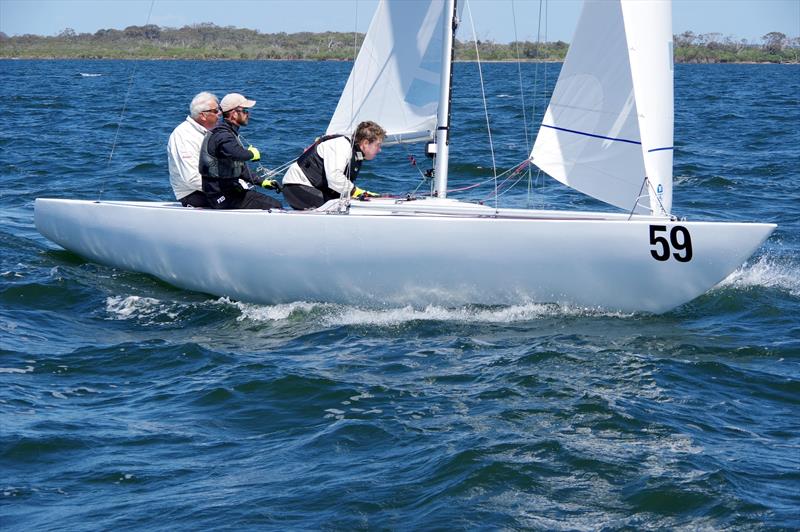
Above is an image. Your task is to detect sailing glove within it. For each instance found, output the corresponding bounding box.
[352,186,380,199]
[247,145,261,161]
[261,179,282,192]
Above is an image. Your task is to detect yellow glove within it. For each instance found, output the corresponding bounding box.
[261,179,281,191]
[352,186,380,199]
[247,145,261,161]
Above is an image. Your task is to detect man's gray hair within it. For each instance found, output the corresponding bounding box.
[189,91,218,118]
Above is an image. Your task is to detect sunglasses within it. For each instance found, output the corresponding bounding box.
[200,108,221,114]
[237,108,250,114]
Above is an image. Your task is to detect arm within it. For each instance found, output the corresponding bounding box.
[214,128,259,184]
[216,132,254,161]
[320,137,354,196]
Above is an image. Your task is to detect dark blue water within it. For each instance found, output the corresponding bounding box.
[1,60,799,530]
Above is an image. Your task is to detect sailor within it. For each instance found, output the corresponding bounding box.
[281,121,385,210]
[167,91,220,207]
[199,93,282,210]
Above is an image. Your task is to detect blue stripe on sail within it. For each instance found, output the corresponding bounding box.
[648,146,674,153]
[542,124,641,145]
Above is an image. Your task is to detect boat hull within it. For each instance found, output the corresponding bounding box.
[34,198,776,313]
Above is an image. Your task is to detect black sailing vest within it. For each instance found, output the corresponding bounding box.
[296,135,363,195]
[199,125,249,202]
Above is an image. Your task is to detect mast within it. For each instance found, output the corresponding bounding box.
[433,0,457,198]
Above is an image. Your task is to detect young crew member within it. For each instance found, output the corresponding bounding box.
[281,121,385,210]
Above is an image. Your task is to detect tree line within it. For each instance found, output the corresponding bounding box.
[0,24,797,63]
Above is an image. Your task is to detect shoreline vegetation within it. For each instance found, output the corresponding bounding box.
[1,24,798,63]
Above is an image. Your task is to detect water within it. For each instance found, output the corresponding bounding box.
[1,60,799,530]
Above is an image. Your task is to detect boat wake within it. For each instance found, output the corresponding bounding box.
[228,299,634,325]
[104,295,634,325]
[103,252,798,325]
[717,254,800,297]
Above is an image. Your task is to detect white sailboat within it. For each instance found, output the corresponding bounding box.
[35,0,775,313]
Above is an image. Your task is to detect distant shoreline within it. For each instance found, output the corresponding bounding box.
[1,24,797,64]
[1,57,798,64]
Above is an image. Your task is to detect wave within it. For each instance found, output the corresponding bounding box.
[105,294,633,326]
[717,254,800,297]
[232,300,633,325]
[105,295,183,322]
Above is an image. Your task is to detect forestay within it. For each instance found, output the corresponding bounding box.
[531,0,674,215]
[326,0,453,145]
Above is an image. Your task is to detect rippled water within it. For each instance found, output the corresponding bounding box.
[1,60,799,529]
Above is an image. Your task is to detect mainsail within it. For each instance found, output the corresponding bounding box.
[531,0,674,215]
[326,0,451,145]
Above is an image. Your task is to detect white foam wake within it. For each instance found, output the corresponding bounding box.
[231,300,630,325]
[104,295,631,326]
[717,255,800,297]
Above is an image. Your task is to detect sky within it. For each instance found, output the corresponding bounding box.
[0,0,798,44]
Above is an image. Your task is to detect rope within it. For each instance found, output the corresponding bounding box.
[337,1,362,213]
[445,159,530,196]
[465,0,498,212]
[99,0,155,200]
[512,0,531,157]
[237,131,298,183]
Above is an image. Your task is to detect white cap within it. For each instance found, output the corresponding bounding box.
[220,93,256,113]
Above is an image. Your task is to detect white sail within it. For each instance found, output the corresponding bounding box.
[622,0,674,215]
[531,0,674,215]
[326,0,449,144]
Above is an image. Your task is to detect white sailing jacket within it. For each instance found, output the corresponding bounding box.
[167,116,209,200]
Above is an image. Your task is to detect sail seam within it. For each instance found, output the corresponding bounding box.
[541,124,641,145]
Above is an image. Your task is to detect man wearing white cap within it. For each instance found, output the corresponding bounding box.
[199,93,282,210]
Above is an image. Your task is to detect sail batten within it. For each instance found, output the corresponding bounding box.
[541,124,642,146]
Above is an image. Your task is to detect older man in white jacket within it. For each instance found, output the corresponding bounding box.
[167,91,221,207]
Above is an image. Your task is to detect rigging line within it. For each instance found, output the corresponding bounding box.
[526,0,546,208]
[338,0,361,213]
[511,0,530,156]
[538,0,550,210]
[480,160,531,201]
[99,0,155,200]
[627,177,649,220]
[448,160,527,194]
[511,0,535,203]
[487,167,530,202]
[398,143,431,197]
[238,132,298,178]
[465,0,499,213]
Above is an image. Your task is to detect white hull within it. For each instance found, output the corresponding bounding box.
[34,198,775,313]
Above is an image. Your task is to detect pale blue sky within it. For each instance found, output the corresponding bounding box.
[1,0,798,44]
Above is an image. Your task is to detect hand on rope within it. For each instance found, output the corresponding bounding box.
[261,178,282,192]
[247,145,261,161]
[352,186,381,199]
